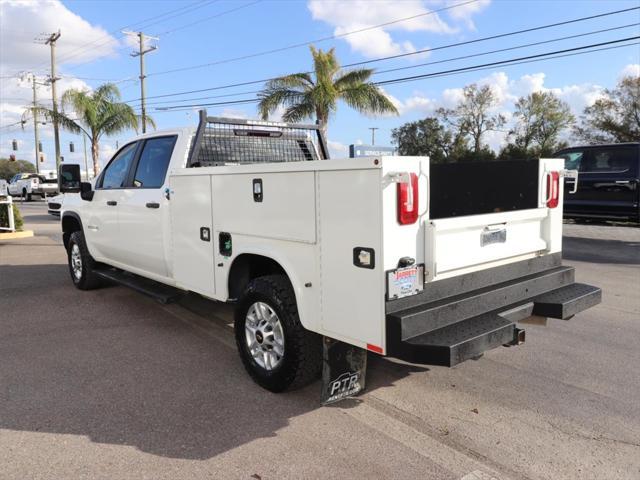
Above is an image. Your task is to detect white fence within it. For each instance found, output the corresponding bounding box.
[0,180,16,232]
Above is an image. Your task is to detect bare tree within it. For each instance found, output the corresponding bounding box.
[437,84,506,155]
[574,75,640,144]
[509,91,574,156]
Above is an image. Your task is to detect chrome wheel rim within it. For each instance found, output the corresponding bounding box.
[71,244,83,280]
[245,301,284,371]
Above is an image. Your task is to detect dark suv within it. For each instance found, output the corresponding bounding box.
[554,143,640,222]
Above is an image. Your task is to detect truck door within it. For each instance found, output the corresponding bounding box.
[565,146,639,219]
[117,136,177,278]
[87,142,138,261]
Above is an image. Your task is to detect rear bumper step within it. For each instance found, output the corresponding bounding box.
[386,265,601,367]
[532,283,601,319]
[399,313,524,367]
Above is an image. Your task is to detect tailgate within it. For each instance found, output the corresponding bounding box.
[424,157,565,282]
[425,208,548,281]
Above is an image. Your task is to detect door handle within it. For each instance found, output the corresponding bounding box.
[106,200,117,206]
[146,202,160,209]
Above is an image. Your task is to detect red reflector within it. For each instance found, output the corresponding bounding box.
[366,343,383,354]
[397,173,419,225]
[546,171,560,209]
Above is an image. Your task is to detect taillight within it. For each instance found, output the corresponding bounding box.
[397,173,419,224]
[546,171,560,209]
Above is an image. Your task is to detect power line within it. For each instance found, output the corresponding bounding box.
[0,120,26,130]
[374,35,640,86]
[157,0,262,36]
[56,1,218,65]
[128,6,639,103]
[343,5,640,68]
[130,22,638,108]
[144,0,480,78]
[150,37,639,112]
[18,1,217,75]
[373,22,640,76]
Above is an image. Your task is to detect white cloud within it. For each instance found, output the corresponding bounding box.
[446,0,491,30]
[620,63,640,79]
[218,108,250,119]
[327,139,348,158]
[307,0,489,59]
[390,92,435,115]
[333,25,418,58]
[0,0,120,73]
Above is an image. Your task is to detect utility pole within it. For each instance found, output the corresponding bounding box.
[45,31,62,172]
[368,127,379,146]
[31,75,40,174]
[30,75,44,174]
[21,72,48,174]
[123,30,158,134]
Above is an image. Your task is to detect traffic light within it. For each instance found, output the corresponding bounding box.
[38,141,43,152]
[9,154,16,162]
[69,141,75,153]
[39,154,45,163]
[11,139,18,151]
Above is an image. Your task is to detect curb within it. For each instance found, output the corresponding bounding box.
[0,230,34,241]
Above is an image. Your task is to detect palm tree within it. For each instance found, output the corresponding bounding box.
[32,83,152,176]
[258,46,398,138]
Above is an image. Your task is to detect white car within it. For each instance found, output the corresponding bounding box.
[57,112,601,403]
[47,194,64,216]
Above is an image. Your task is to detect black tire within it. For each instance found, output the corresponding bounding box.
[234,274,321,392]
[67,231,102,290]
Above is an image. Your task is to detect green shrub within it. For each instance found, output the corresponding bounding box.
[0,202,23,231]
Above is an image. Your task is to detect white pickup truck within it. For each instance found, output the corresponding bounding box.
[58,112,600,403]
[8,172,59,200]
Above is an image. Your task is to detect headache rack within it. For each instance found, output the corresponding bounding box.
[187,110,329,167]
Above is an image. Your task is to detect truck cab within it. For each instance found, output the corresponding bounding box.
[555,142,640,222]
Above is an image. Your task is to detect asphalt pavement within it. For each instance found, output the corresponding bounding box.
[1,201,639,480]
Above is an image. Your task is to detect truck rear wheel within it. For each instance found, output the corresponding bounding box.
[67,231,102,290]
[234,274,321,392]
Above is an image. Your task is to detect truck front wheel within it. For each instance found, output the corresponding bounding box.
[67,231,102,290]
[234,275,321,392]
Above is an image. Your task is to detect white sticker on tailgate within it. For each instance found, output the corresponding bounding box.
[387,265,424,300]
[481,227,507,247]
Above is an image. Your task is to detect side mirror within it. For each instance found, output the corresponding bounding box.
[59,164,81,193]
[80,182,94,201]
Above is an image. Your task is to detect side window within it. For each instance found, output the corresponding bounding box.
[132,136,177,188]
[100,143,137,189]
[557,150,583,171]
[582,147,638,174]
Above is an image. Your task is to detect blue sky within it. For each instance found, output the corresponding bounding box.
[1,0,638,172]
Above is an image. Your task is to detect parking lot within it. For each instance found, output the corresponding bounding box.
[1,201,639,480]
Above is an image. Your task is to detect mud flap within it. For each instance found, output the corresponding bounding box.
[321,337,367,405]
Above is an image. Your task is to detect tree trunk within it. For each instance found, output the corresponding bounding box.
[316,108,329,157]
[91,137,100,178]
